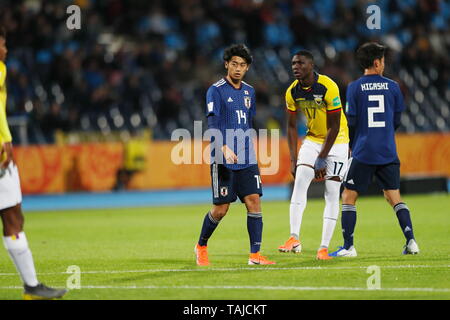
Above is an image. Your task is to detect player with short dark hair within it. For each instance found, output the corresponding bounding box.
[194,44,275,266]
[330,42,420,257]
[0,27,67,299]
[278,50,349,260]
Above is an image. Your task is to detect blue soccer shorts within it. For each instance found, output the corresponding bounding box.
[343,157,401,194]
[210,163,263,205]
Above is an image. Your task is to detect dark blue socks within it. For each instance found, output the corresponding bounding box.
[199,211,263,253]
[247,212,263,253]
[198,211,220,246]
[341,204,357,250]
[340,202,415,250]
[394,203,415,243]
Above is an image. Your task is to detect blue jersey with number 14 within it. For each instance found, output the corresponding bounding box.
[206,78,256,170]
[346,74,405,165]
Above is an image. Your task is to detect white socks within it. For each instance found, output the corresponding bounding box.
[290,166,342,249]
[320,180,341,248]
[3,232,39,287]
[289,166,315,238]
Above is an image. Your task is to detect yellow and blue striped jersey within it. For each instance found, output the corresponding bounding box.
[285,72,349,144]
[0,61,12,145]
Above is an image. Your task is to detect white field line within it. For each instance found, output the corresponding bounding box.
[0,285,449,293]
[0,264,448,276]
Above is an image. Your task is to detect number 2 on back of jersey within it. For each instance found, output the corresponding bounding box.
[368,95,385,128]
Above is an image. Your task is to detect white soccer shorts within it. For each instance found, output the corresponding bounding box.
[0,162,22,210]
[297,139,349,180]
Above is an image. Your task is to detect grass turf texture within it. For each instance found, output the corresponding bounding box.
[0,193,449,300]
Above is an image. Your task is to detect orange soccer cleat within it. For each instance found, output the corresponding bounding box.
[248,252,276,265]
[316,247,333,260]
[194,244,210,266]
[278,236,302,253]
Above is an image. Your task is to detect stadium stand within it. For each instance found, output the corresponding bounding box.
[0,0,448,144]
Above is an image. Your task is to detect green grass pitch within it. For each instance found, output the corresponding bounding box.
[0,193,449,300]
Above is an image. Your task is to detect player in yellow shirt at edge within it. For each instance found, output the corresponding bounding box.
[0,27,67,299]
[278,50,349,260]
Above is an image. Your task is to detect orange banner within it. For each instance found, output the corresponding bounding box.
[15,143,123,194]
[396,133,450,177]
[13,133,450,194]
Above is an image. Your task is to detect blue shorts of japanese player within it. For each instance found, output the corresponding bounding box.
[210,163,263,205]
[343,157,401,194]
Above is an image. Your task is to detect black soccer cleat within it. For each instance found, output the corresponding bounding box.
[23,283,67,300]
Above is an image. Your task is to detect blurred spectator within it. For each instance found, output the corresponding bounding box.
[0,0,447,144]
[40,102,70,142]
[113,130,147,191]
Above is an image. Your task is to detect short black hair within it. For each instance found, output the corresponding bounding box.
[0,27,5,39]
[223,44,253,64]
[294,50,314,62]
[356,42,386,69]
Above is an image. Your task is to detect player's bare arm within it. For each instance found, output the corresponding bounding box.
[315,109,341,179]
[287,110,298,178]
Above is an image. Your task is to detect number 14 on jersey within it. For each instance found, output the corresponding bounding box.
[236,110,247,124]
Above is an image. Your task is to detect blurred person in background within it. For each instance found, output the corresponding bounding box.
[114,130,147,191]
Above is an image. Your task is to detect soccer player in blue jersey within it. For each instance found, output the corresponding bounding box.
[194,44,275,266]
[330,42,420,257]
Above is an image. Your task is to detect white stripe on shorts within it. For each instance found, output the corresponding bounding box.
[212,163,219,198]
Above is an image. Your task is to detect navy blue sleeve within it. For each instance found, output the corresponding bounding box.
[206,86,221,117]
[393,82,404,130]
[206,86,221,129]
[345,83,357,117]
[394,82,406,113]
[249,89,256,124]
[207,115,219,129]
[394,112,401,131]
[347,115,356,149]
[345,83,357,149]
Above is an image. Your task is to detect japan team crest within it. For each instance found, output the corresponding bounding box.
[244,96,251,109]
[220,187,228,197]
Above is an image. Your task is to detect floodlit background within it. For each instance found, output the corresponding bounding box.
[0,0,448,203]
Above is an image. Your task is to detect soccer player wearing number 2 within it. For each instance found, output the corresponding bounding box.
[0,27,66,299]
[330,42,419,257]
[194,44,275,266]
[278,51,349,260]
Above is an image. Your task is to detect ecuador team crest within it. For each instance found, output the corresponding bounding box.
[313,94,323,106]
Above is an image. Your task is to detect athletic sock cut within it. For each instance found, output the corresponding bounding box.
[394,202,415,243]
[341,204,357,250]
[290,166,315,239]
[198,211,220,246]
[320,179,341,248]
[247,212,263,253]
[3,232,39,287]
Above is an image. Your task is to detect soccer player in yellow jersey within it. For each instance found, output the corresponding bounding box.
[278,50,349,260]
[0,27,66,299]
